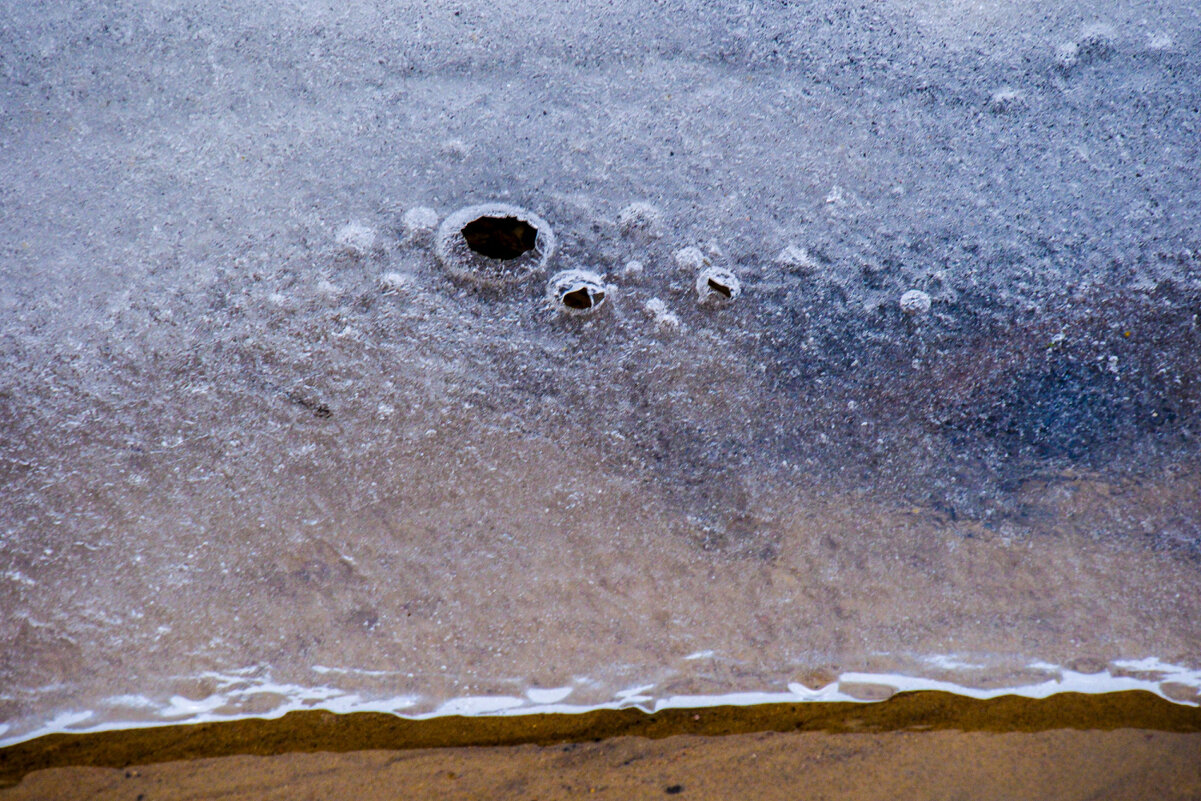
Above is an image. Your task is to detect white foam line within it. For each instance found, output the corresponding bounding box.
[923,654,985,670]
[0,686,421,748]
[312,665,405,677]
[683,650,716,661]
[2,658,1197,748]
[526,686,574,704]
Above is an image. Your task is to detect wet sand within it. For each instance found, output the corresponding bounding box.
[8,731,1201,801]
[3,693,1200,799]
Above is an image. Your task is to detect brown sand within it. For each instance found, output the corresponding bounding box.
[5,730,1200,800]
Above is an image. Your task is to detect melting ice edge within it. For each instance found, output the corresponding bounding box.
[4,656,1199,747]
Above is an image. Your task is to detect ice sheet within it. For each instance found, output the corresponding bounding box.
[2,0,1200,744]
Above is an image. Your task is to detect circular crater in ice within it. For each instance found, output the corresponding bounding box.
[695,266,741,306]
[435,203,555,286]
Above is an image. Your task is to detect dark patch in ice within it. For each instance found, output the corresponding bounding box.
[287,391,333,419]
[347,608,380,631]
[969,358,1140,460]
[1076,27,1117,64]
[460,216,538,261]
[746,273,1201,525]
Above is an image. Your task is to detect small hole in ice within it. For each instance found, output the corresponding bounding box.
[707,278,733,298]
[562,287,601,310]
[548,269,607,315]
[460,216,538,260]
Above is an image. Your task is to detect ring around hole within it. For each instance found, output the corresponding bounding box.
[460,216,538,260]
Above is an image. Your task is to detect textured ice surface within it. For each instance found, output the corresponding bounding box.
[2,0,1201,742]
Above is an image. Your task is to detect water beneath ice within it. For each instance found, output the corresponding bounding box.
[2,0,1200,744]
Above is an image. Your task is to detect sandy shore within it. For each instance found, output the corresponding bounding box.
[5,730,1200,800]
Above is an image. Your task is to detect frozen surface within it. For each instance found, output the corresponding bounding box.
[2,0,1201,743]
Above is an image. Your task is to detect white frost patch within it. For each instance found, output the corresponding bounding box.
[104,694,158,709]
[42,710,95,730]
[654,692,800,711]
[1056,41,1080,70]
[988,87,1025,112]
[615,684,656,700]
[1147,32,1173,50]
[335,221,378,255]
[788,682,845,701]
[1112,657,1201,688]
[314,279,341,299]
[1112,656,1176,673]
[401,206,439,242]
[378,272,410,294]
[526,686,574,704]
[775,245,818,272]
[440,139,469,159]
[673,246,708,272]
[683,650,716,661]
[2,570,36,586]
[435,696,525,715]
[312,665,403,676]
[924,654,984,670]
[618,202,664,238]
[159,694,228,718]
[644,297,681,330]
[900,289,932,315]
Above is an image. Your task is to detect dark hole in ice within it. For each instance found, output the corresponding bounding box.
[460,216,538,260]
[562,287,601,310]
[707,278,733,298]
